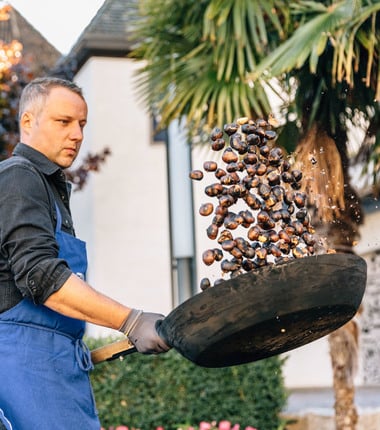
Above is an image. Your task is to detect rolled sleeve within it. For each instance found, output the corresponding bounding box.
[25,259,72,304]
[0,161,72,304]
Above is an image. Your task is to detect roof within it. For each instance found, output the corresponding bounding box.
[58,0,138,72]
[9,7,62,74]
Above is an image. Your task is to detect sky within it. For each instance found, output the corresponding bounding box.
[8,0,105,54]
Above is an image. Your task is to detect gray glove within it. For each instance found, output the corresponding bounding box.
[119,309,171,354]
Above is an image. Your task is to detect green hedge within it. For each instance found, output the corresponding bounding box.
[88,337,287,430]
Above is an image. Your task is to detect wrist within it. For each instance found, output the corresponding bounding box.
[118,309,143,337]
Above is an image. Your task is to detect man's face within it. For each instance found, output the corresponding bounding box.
[21,86,88,169]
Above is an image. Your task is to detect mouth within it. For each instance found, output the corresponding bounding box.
[64,148,77,157]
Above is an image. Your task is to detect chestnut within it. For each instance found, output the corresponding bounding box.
[189,170,204,180]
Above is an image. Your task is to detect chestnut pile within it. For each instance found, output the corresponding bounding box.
[189,117,316,290]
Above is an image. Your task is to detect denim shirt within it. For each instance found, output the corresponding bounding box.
[0,143,75,312]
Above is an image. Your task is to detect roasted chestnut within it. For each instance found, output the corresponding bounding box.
[222,147,238,163]
[200,277,211,290]
[211,138,226,151]
[189,170,204,180]
[202,249,216,265]
[192,117,317,284]
[203,161,218,172]
[210,128,223,141]
[206,224,219,240]
[199,202,214,216]
[223,123,239,136]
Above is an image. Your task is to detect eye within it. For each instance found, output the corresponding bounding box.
[57,119,69,125]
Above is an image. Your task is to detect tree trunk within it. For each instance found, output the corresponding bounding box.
[294,123,363,430]
[315,221,361,430]
[326,124,363,430]
[328,318,360,430]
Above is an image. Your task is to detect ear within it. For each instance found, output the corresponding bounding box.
[19,111,34,135]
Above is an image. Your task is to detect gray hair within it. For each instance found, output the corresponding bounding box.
[18,77,85,121]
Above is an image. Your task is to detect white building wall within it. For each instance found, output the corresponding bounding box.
[70,57,172,337]
[354,209,380,256]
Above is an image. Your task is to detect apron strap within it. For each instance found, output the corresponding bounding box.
[75,339,94,371]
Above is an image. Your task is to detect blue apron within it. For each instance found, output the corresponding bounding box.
[0,203,101,429]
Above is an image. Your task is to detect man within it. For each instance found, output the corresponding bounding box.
[0,77,170,429]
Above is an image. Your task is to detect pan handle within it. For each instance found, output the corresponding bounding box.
[91,338,137,365]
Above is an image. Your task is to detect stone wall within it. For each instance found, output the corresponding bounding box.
[360,251,380,385]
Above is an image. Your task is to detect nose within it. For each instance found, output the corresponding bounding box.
[70,122,84,141]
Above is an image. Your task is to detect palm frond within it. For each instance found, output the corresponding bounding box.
[249,0,380,95]
[248,1,354,79]
[130,0,288,131]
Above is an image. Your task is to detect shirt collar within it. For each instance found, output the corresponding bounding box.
[13,143,62,176]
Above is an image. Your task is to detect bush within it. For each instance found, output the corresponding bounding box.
[88,337,287,430]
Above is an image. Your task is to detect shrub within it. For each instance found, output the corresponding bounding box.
[88,337,287,430]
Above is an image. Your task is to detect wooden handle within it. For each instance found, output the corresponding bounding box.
[91,338,137,365]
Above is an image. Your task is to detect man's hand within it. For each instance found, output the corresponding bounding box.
[119,309,171,354]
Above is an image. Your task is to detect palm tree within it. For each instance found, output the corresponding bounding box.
[248,4,379,427]
[131,1,380,429]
